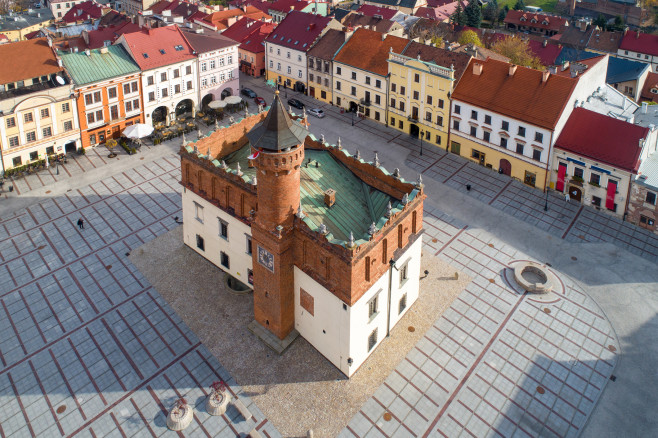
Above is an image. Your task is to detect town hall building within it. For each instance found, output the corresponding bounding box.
[180,92,425,376]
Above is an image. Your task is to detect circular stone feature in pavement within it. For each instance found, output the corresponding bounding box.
[408,326,415,332]
[536,386,545,394]
[609,345,617,352]
[508,261,563,303]
[383,413,392,422]
[56,405,66,414]
[543,308,551,314]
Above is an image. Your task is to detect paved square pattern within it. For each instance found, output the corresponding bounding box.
[0,155,278,437]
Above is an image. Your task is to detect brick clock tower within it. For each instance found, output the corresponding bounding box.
[246,91,308,344]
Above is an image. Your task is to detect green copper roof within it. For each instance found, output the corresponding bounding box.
[59,45,140,86]
[224,146,394,242]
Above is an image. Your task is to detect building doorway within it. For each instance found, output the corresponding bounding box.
[64,141,77,153]
[450,141,460,155]
[111,126,121,139]
[349,101,357,113]
[524,170,536,187]
[409,123,419,138]
[499,159,511,176]
[201,93,214,109]
[569,185,582,202]
[175,99,194,117]
[152,106,168,125]
[221,88,233,99]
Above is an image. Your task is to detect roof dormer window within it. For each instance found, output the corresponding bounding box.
[142,53,149,58]
[159,49,166,54]
[174,45,183,51]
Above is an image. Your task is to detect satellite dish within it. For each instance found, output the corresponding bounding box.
[55,75,65,85]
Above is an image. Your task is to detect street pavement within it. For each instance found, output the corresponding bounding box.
[0,75,655,437]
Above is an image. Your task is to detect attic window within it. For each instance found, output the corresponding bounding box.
[142,53,149,58]
[303,43,307,47]
[651,88,658,94]
[287,38,291,42]
[294,41,298,45]
[159,49,166,54]
[174,45,184,51]
[520,17,526,21]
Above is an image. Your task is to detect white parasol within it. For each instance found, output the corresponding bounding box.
[123,123,154,139]
[224,96,242,105]
[208,100,227,109]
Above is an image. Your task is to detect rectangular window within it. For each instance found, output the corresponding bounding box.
[484,115,491,125]
[246,235,252,255]
[427,95,433,105]
[26,131,36,142]
[220,251,230,269]
[368,328,378,352]
[516,143,524,154]
[351,86,356,96]
[42,126,52,137]
[194,202,203,223]
[470,126,477,137]
[24,113,33,123]
[148,92,155,102]
[336,66,341,75]
[399,293,407,315]
[147,76,154,86]
[400,86,405,95]
[574,167,584,179]
[532,149,541,161]
[196,235,204,251]
[437,115,443,126]
[375,95,381,105]
[399,261,408,287]
[453,120,460,131]
[108,87,117,99]
[399,101,405,111]
[500,137,507,148]
[454,104,460,114]
[518,126,526,137]
[62,102,70,113]
[110,105,119,120]
[502,120,509,131]
[173,69,180,79]
[162,88,168,97]
[483,131,490,142]
[186,81,192,90]
[390,117,395,126]
[351,71,356,80]
[646,191,657,205]
[219,219,228,239]
[399,120,403,129]
[64,120,73,131]
[391,83,396,92]
[30,151,38,161]
[414,73,420,83]
[425,111,432,122]
[365,76,370,85]
[471,110,477,120]
[210,60,216,69]
[6,117,15,128]
[186,66,192,75]
[174,84,181,94]
[535,132,543,143]
[40,108,50,119]
[390,98,396,108]
[413,91,419,100]
[438,99,444,109]
[8,136,19,147]
[368,294,378,320]
[89,134,96,145]
[161,72,167,81]
[13,156,22,166]
[335,81,341,91]
[375,79,381,88]
[590,173,600,185]
[123,83,131,95]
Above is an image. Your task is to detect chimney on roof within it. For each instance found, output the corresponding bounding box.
[636,30,640,39]
[57,58,62,67]
[85,48,90,56]
[382,33,386,41]
[542,70,549,82]
[542,39,547,47]
[561,60,570,71]
[324,189,336,207]
[509,64,517,76]
[642,102,648,114]
[473,62,483,75]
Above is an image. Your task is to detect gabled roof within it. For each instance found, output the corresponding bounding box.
[620,30,658,57]
[59,44,139,86]
[334,28,409,76]
[85,21,141,49]
[267,0,309,13]
[640,72,658,103]
[0,9,54,32]
[636,152,658,191]
[307,29,346,60]
[606,56,650,84]
[342,12,399,34]
[239,23,274,54]
[553,55,605,78]
[356,4,398,20]
[586,29,622,53]
[555,108,648,173]
[402,41,472,82]
[119,25,195,70]
[414,7,441,20]
[452,58,578,130]
[558,26,594,50]
[361,0,419,9]
[0,38,62,85]
[265,11,332,52]
[62,1,108,24]
[181,29,239,54]
[221,17,264,43]
[527,40,562,66]
[201,6,270,31]
[246,91,309,151]
[504,10,567,32]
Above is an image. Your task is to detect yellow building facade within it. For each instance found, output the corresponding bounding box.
[386,51,454,150]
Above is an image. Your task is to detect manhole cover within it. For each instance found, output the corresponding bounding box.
[45,190,51,194]
[536,386,545,394]
[408,326,415,332]
[140,157,144,160]
[488,243,494,248]
[432,238,438,243]
[578,235,585,240]
[383,413,392,422]
[56,405,66,414]
[608,345,617,352]
[543,308,551,314]
[489,279,495,283]
[571,256,577,261]
[37,245,45,250]
[105,265,112,270]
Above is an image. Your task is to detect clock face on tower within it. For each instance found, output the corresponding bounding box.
[257,245,275,273]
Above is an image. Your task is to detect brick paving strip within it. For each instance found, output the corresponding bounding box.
[341,206,619,438]
[0,156,277,437]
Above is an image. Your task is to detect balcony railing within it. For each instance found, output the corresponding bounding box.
[407,115,419,122]
[360,98,371,107]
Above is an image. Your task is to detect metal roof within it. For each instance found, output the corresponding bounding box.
[59,45,140,86]
[637,153,658,191]
[246,91,308,152]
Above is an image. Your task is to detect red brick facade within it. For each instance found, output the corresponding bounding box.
[180,112,426,340]
[627,183,657,233]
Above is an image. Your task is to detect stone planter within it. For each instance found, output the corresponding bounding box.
[206,388,231,416]
[166,401,193,431]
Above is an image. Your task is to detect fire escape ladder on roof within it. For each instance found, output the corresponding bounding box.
[361,181,377,223]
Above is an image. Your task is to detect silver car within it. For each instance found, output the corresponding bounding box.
[308,108,325,118]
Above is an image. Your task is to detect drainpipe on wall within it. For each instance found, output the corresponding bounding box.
[623,174,632,222]
[446,90,453,152]
[386,258,397,337]
[544,130,555,193]
[385,73,390,125]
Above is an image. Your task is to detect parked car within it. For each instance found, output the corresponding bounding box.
[288,98,304,109]
[254,97,266,107]
[307,108,325,118]
[241,88,257,98]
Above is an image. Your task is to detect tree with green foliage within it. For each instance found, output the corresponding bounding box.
[593,14,607,30]
[513,0,525,10]
[491,35,544,69]
[498,4,509,22]
[451,2,467,26]
[612,15,625,31]
[431,36,445,47]
[464,0,482,28]
[483,0,499,23]
[458,29,484,47]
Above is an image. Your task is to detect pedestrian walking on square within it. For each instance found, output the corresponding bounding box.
[565,193,570,203]
[77,218,84,229]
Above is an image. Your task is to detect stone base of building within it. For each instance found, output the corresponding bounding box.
[247,320,299,355]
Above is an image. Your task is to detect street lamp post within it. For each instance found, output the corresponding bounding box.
[420,131,424,156]
[544,186,549,211]
[351,110,354,126]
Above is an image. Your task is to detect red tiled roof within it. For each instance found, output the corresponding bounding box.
[504,10,567,32]
[240,23,275,53]
[620,30,658,57]
[334,28,409,76]
[267,0,309,13]
[414,7,441,20]
[119,25,195,70]
[62,1,107,24]
[555,108,648,173]
[640,72,658,103]
[0,38,63,84]
[527,40,562,66]
[201,6,270,31]
[265,11,332,52]
[222,17,267,43]
[452,58,578,130]
[86,22,141,49]
[356,4,397,20]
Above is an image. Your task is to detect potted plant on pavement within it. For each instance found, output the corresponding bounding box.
[105,139,118,158]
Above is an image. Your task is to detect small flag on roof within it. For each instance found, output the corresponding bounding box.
[247,150,260,160]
